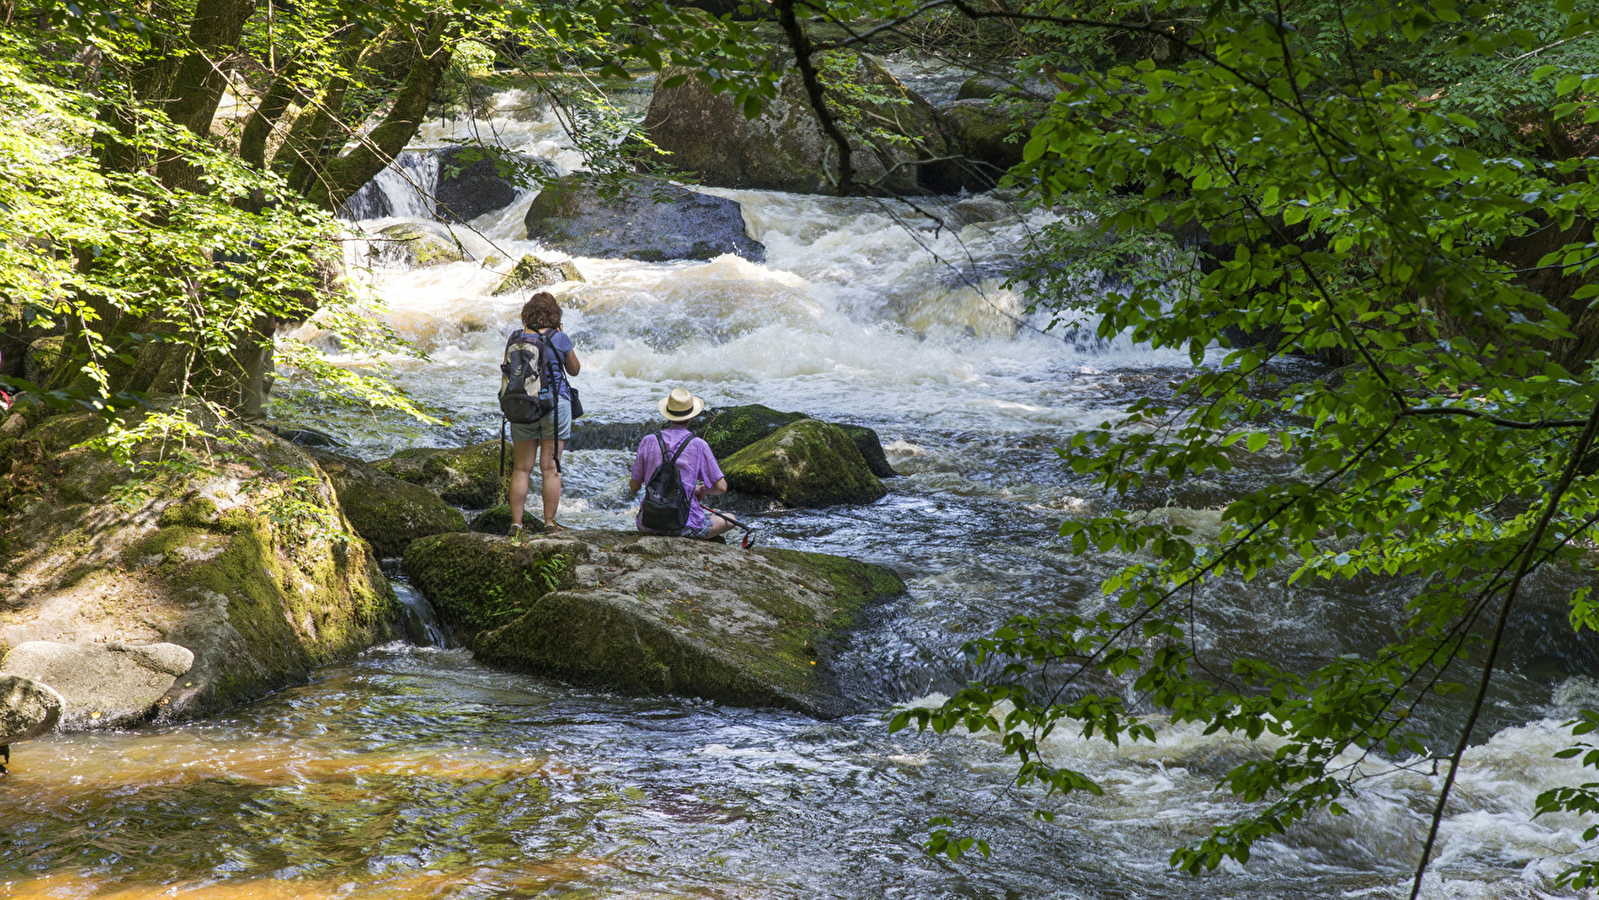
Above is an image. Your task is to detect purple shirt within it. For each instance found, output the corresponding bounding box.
[631,426,724,532]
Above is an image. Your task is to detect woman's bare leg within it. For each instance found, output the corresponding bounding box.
[509,439,538,527]
[538,439,565,528]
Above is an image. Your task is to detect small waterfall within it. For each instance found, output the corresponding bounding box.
[393,580,451,647]
[338,150,440,221]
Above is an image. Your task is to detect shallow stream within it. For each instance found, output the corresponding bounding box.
[6,77,1599,899]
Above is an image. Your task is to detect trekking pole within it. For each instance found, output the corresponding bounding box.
[499,416,507,479]
[708,509,757,549]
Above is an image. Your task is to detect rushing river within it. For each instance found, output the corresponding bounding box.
[7,75,1599,899]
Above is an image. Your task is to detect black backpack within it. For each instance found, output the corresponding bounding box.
[640,432,695,533]
[499,330,554,424]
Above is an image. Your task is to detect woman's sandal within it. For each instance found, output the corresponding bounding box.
[544,522,569,534]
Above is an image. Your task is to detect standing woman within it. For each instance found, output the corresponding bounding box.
[508,291,580,540]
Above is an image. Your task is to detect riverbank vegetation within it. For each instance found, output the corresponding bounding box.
[7,0,1599,893]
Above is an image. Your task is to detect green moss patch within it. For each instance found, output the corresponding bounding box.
[403,529,905,717]
[722,419,887,507]
[374,440,507,509]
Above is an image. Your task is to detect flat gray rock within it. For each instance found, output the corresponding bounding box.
[0,675,63,744]
[1,641,194,730]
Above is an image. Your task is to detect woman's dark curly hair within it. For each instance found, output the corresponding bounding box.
[520,292,562,330]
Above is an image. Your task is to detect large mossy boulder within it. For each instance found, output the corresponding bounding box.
[941,99,1047,188]
[304,448,468,557]
[699,404,896,479]
[640,52,964,194]
[0,405,401,725]
[699,404,807,457]
[722,419,888,507]
[403,530,905,716]
[524,173,765,262]
[371,439,508,509]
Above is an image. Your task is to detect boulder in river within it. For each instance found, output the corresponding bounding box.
[1,641,193,730]
[403,530,905,717]
[640,52,964,195]
[722,419,888,507]
[0,403,402,723]
[941,99,1048,187]
[304,448,468,558]
[0,674,62,746]
[491,253,584,296]
[435,146,560,224]
[700,404,897,479]
[525,173,765,263]
[368,222,471,268]
[372,439,508,510]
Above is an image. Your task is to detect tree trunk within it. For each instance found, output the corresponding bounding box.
[303,16,455,212]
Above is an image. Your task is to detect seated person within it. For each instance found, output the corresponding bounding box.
[627,387,739,540]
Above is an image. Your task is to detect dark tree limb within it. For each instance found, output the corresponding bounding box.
[302,16,454,212]
[772,0,854,195]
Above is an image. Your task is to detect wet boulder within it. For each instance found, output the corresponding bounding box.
[524,173,765,263]
[941,99,1048,188]
[492,253,584,295]
[640,52,962,195]
[722,419,888,507]
[372,439,508,510]
[0,404,402,723]
[0,641,193,730]
[403,530,905,717]
[367,222,470,268]
[431,147,524,223]
[0,674,62,745]
[699,404,807,457]
[304,448,468,558]
[699,404,896,479]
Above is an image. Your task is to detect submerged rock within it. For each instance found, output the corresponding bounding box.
[699,404,897,479]
[640,52,962,195]
[403,530,905,717]
[372,439,508,510]
[1,641,193,730]
[0,405,401,723]
[491,253,584,296]
[524,173,765,263]
[0,675,62,745]
[305,448,468,558]
[722,419,888,507]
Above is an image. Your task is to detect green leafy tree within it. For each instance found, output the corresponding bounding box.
[730,0,1599,892]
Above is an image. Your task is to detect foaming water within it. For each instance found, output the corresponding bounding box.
[32,87,1599,900]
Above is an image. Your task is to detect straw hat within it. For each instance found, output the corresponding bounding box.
[658,387,705,422]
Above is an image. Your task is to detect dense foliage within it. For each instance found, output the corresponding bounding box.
[803,0,1599,891]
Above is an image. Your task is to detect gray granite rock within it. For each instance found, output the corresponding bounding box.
[1,641,194,730]
[0,674,62,744]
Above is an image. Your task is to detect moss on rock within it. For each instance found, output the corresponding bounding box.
[492,254,583,295]
[305,448,467,557]
[372,439,508,509]
[698,404,807,458]
[403,529,904,717]
[722,419,887,507]
[0,406,402,726]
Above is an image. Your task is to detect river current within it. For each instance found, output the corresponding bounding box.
[5,77,1599,899]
